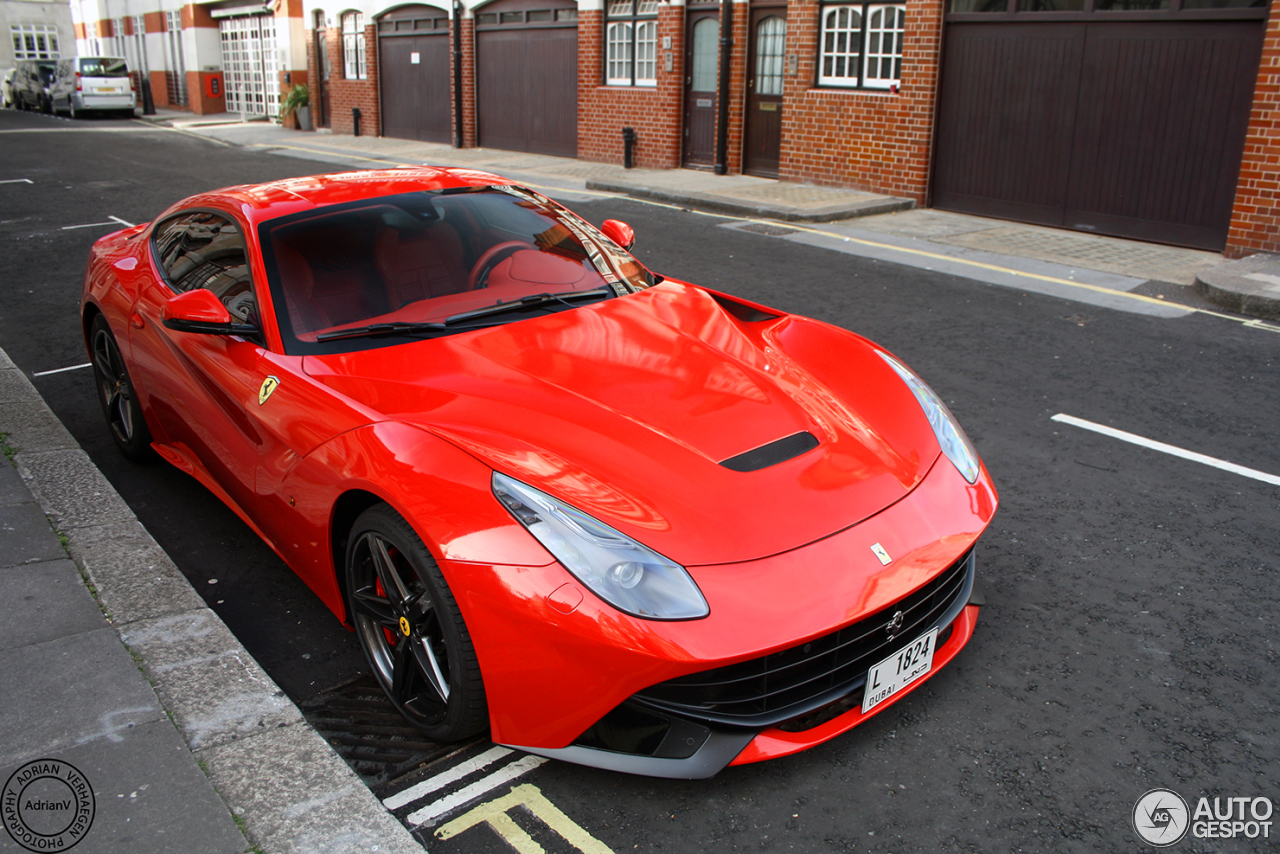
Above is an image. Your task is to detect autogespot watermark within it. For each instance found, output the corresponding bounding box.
[1,759,95,852]
[1133,788,1274,847]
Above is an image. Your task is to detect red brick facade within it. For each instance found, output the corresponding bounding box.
[1225,0,1280,258]
[578,6,686,169]
[328,22,380,136]
[779,0,939,201]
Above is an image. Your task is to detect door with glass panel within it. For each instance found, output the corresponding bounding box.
[744,8,785,177]
[682,11,719,168]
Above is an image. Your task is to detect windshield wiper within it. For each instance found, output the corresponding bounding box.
[314,288,614,342]
[443,288,614,325]
[315,321,447,342]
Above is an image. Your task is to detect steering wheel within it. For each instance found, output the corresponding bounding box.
[467,241,530,290]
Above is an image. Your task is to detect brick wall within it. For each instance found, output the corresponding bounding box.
[461,17,476,147]
[187,71,227,115]
[578,7,686,169]
[1225,0,1280,258]
[329,23,380,136]
[777,0,941,201]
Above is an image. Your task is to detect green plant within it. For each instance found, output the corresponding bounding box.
[279,83,309,120]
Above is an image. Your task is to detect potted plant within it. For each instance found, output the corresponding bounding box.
[280,83,311,131]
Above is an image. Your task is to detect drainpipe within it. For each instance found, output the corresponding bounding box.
[452,0,464,148]
[714,0,732,176]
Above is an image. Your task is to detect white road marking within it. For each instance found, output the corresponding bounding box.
[109,215,135,227]
[62,221,121,230]
[382,745,513,810]
[0,178,34,184]
[31,363,91,377]
[1052,413,1280,486]
[405,754,548,827]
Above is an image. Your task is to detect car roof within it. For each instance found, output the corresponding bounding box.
[178,167,517,225]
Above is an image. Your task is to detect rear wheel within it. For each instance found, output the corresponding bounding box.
[345,504,488,741]
[89,314,153,460]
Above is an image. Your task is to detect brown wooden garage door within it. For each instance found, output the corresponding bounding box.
[378,5,452,144]
[475,0,578,157]
[932,14,1265,251]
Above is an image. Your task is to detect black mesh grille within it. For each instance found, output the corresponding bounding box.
[720,431,820,472]
[634,549,974,728]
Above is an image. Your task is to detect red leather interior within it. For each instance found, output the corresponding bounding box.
[374,222,468,308]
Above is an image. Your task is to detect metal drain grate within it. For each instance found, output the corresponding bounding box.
[299,673,462,790]
[738,222,799,236]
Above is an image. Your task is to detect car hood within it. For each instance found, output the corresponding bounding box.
[302,283,940,565]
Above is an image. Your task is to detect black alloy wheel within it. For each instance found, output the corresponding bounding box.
[89,315,153,460]
[346,504,488,741]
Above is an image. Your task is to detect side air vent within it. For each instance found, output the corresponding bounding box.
[719,431,819,472]
[710,292,781,322]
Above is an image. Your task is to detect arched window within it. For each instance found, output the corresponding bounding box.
[342,11,366,79]
[605,0,658,86]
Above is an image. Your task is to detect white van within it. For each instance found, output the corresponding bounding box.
[52,57,136,118]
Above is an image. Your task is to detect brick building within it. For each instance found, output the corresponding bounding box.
[72,0,1278,255]
[69,0,308,119]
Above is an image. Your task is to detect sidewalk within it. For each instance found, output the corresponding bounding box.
[149,109,1279,321]
[0,349,421,854]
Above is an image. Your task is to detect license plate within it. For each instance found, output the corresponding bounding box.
[94,87,120,94]
[862,627,938,713]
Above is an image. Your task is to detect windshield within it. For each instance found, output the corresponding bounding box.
[79,58,129,77]
[259,185,656,354]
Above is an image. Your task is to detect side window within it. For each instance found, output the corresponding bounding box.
[152,211,258,323]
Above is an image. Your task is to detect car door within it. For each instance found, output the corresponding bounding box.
[127,210,270,524]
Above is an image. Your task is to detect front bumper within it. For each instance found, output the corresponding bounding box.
[450,456,997,777]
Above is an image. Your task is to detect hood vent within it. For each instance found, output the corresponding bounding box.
[720,431,819,473]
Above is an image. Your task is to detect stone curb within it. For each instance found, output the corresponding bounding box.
[0,347,422,854]
[1194,252,1280,321]
[585,179,916,222]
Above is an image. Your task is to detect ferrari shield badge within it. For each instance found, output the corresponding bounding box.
[258,376,281,406]
[870,543,892,565]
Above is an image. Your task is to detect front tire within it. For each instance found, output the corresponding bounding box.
[89,314,153,460]
[345,504,488,742]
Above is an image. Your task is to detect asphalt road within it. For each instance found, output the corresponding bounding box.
[1,108,1278,853]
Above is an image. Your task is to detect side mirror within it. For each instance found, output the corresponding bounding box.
[162,289,257,336]
[600,219,635,251]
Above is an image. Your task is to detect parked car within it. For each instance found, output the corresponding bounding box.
[2,68,16,108]
[81,167,998,778]
[53,56,135,118]
[12,60,56,113]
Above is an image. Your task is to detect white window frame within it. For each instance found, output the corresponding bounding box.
[10,24,61,60]
[817,3,905,90]
[341,11,366,80]
[605,0,658,87]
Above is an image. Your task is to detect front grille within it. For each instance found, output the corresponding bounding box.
[634,549,974,728]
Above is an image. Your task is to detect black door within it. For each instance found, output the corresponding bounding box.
[378,5,452,144]
[476,0,578,157]
[682,11,719,168]
[313,13,330,128]
[933,19,1264,250]
[744,8,786,178]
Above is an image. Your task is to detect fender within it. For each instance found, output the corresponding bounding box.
[262,420,554,620]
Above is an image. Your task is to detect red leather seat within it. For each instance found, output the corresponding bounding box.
[374,221,468,308]
[273,240,378,335]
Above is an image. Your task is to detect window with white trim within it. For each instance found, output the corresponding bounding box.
[817,3,905,89]
[605,0,658,86]
[10,24,61,60]
[342,11,366,80]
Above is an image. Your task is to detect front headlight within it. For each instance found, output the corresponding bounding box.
[877,350,981,483]
[492,472,709,620]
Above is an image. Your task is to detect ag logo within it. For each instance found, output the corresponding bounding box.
[1133,788,1189,847]
[258,375,280,405]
